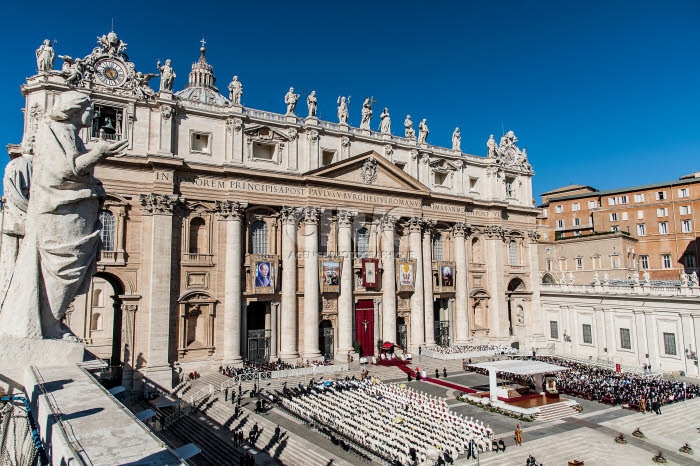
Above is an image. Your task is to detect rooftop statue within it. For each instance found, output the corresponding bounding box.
[157,59,176,92]
[133,72,158,99]
[307,90,318,117]
[404,115,415,139]
[452,127,461,151]
[36,39,55,73]
[337,96,349,124]
[0,91,128,340]
[487,134,497,158]
[418,119,429,143]
[379,108,391,134]
[360,98,373,130]
[58,55,84,87]
[285,87,300,115]
[228,76,243,105]
[96,31,127,57]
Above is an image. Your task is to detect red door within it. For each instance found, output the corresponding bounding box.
[355,300,374,356]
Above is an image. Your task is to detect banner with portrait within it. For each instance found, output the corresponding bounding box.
[251,255,278,294]
[396,258,417,292]
[362,258,379,288]
[320,256,343,293]
[438,261,455,291]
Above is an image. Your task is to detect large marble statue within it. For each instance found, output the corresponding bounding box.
[418,119,429,143]
[404,115,415,139]
[228,76,243,105]
[133,72,157,99]
[285,87,300,115]
[360,98,373,130]
[307,90,318,117]
[337,96,349,124]
[36,39,55,73]
[452,127,461,151]
[487,134,498,157]
[58,56,84,87]
[157,59,176,92]
[379,108,391,134]
[0,91,128,340]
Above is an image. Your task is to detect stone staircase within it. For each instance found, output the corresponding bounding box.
[535,402,579,422]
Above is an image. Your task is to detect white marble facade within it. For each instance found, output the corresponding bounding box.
[5,33,541,390]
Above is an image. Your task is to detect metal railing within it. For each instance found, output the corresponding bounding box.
[220,364,348,392]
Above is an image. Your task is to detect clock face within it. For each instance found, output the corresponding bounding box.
[95,59,127,87]
[504,147,517,164]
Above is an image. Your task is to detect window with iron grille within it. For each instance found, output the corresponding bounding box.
[663,332,676,355]
[356,227,369,259]
[250,220,268,255]
[99,210,115,251]
[550,321,559,339]
[508,241,517,265]
[582,324,593,344]
[619,328,631,350]
[433,236,443,261]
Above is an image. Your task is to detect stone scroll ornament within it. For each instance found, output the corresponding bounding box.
[0,91,128,340]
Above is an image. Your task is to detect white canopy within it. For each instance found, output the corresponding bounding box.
[467,359,568,375]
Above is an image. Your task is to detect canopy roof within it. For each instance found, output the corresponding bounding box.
[467,359,568,376]
[381,342,398,349]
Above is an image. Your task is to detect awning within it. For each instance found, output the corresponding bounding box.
[149,395,180,409]
[467,359,568,376]
[381,342,397,349]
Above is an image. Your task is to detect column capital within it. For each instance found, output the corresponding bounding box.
[407,217,423,233]
[270,301,280,308]
[280,206,302,224]
[215,200,248,220]
[451,222,471,237]
[527,229,541,243]
[482,225,504,239]
[300,206,323,224]
[337,210,357,227]
[379,214,397,232]
[139,193,179,215]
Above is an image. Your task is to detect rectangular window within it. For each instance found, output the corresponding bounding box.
[190,132,211,154]
[546,259,552,271]
[611,226,619,232]
[622,212,628,220]
[656,191,666,200]
[550,321,559,339]
[582,324,593,344]
[612,256,620,268]
[469,177,478,191]
[575,257,583,268]
[680,205,691,215]
[396,162,406,172]
[682,219,692,233]
[608,197,617,206]
[433,238,443,261]
[505,179,514,197]
[319,235,328,255]
[637,224,646,236]
[634,193,645,203]
[574,217,581,226]
[637,210,644,219]
[640,255,649,269]
[659,222,669,234]
[657,208,668,217]
[678,188,689,198]
[620,195,628,204]
[572,203,580,212]
[508,241,517,266]
[322,150,336,166]
[556,219,564,229]
[684,253,696,268]
[253,142,275,160]
[619,328,632,350]
[573,231,582,237]
[610,213,618,221]
[555,205,563,213]
[435,171,449,187]
[663,332,677,355]
[662,254,672,268]
[588,200,598,209]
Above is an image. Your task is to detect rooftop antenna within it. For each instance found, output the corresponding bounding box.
[111,18,114,32]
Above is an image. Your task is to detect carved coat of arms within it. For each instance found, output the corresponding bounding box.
[361,158,378,184]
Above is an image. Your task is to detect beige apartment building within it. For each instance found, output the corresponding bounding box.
[539,175,700,281]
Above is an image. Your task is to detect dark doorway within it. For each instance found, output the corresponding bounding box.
[319,320,334,360]
[397,317,407,350]
[355,300,374,356]
[433,299,450,347]
[247,302,270,362]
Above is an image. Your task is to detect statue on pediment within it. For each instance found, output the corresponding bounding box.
[133,72,158,99]
[337,96,349,124]
[487,134,498,158]
[404,115,415,139]
[690,271,699,287]
[307,90,318,117]
[157,59,176,92]
[380,108,391,134]
[452,127,461,151]
[285,87,300,115]
[360,98,373,130]
[418,119,429,143]
[36,39,55,73]
[97,31,127,57]
[643,270,650,284]
[58,55,85,87]
[228,76,243,105]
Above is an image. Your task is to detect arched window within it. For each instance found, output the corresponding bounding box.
[90,312,102,331]
[92,288,104,307]
[356,227,369,259]
[433,235,443,261]
[189,217,206,254]
[99,210,115,252]
[250,220,268,255]
[471,237,482,263]
[508,240,518,265]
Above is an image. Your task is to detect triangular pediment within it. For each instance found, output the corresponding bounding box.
[243,124,291,142]
[305,151,429,194]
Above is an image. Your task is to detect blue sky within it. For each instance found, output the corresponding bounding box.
[1,0,699,202]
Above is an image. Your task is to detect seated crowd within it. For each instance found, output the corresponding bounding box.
[279,378,493,465]
[539,356,700,410]
[220,358,332,378]
[428,343,517,355]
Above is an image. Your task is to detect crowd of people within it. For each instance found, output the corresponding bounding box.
[219,358,332,378]
[428,344,517,355]
[539,356,700,411]
[279,377,493,465]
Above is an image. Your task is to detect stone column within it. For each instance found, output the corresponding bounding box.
[270,301,279,359]
[216,200,248,365]
[302,207,322,359]
[484,226,507,338]
[139,193,177,389]
[380,215,397,344]
[453,223,469,344]
[280,207,301,361]
[422,220,436,346]
[408,217,425,352]
[337,210,356,356]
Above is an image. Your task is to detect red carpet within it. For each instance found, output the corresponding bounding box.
[391,363,477,394]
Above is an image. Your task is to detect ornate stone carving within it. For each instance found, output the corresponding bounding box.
[160,105,174,120]
[337,210,356,227]
[408,217,423,232]
[228,76,243,105]
[36,39,55,73]
[124,304,138,313]
[284,87,300,115]
[301,206,322,224]
[452,127,461,151]
[487,134,498,158]
[379,214,397,231]
[384,144,393,158]
[360,98,373,130]
[287,128,298,140]
[306,90,317,117]
[404,115,415,139]
[380,108,391,134]
[280,206,302,224]
[215,200,248,220]
[410,149,419,161]
[305,130,319,143]
[418,119,429,143]
[337,96,349,124]
[340,136,350,147]
[139,193,178,215]
[360,158,378,184]
[452,222,471,237]
[483,225,504,238]
[527,229,541,242]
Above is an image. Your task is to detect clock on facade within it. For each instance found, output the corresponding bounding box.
[504,147,517,164]
[95,58,127,87]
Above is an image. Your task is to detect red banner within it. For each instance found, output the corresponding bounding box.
[362,258,379,288]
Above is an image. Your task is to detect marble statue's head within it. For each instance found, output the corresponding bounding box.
[406,114,411,119]
[289,87,294,92]
[233,75,238,81]
[165,59,172,65]
[48,91,93,127]
[43,39,51,46]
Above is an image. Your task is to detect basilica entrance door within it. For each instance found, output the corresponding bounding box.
[397,317,407,349]
[433,299,450,347]
[355,300,374,356]
[246,302,270,362]
[319,320,334,360]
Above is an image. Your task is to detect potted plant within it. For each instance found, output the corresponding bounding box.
[614,433,627,444]
[679,443,693,455]
[632,427,646,439]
